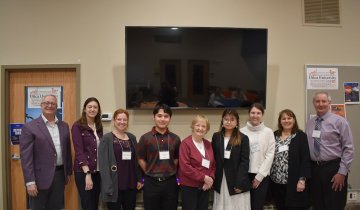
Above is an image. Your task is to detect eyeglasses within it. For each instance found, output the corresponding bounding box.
[223,118,236,123]
[41,101,57,107]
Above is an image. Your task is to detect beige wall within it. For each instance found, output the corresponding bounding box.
[1,0,360,208]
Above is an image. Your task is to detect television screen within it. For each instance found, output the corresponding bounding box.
[125,26,267,109]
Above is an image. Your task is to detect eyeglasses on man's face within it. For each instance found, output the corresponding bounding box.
[41,101,57,107]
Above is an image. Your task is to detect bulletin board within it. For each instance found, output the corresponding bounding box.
[305,64,360,189]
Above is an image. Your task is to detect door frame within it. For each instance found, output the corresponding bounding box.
[0,64,81,210]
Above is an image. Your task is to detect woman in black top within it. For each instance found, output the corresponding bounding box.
[269,109,311,210]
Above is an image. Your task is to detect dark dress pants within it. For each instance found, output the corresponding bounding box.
[249,173,270,210]
[29,168,65,210]
[143,175,178,210]
[74,171,101,210]
[107,189,137,210]
[180,185,209,210]
[310,159,347,210]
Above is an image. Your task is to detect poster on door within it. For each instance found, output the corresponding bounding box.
[25,86,64,122]
[9,123,24,145]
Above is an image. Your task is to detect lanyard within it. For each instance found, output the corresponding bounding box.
[116,138,132,152]
[155,134,170,152]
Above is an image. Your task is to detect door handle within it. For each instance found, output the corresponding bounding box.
[12,153,21,160]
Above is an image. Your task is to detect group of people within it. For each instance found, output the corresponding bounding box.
[19,91,354,210]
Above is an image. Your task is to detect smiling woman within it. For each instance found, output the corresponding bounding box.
[212,108,251,210]
[240,103,275,210]
[269,109,311,210]
[99,108,143,210]
[178,115,215,210]
[71,97,103,210]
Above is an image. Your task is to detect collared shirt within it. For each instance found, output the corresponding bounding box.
[137,127,181,177]
[306,112,354,175]
[41,114,62,165]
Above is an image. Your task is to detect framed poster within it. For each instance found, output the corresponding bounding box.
[331,104,346,118]
[25,86,63,122]
[344,82,360,104]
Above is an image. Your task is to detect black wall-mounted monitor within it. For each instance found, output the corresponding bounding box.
[125,26,267,109]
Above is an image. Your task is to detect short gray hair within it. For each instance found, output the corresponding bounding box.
[41,94,58,103]
[313,91,331,102]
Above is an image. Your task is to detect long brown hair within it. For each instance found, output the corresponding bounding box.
[275,109,301,136]
[219,108,241,146]
[77,97,103,134]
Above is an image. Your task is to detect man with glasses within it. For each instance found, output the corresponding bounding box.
[20,94,72,210]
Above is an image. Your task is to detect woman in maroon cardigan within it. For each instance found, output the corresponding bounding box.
[179,115,215,210]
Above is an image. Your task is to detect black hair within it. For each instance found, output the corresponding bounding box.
[153,103,172,117]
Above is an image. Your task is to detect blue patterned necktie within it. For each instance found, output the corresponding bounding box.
[314,118,323,157]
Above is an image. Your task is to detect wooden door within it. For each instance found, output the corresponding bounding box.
[160,59,181,94]
[8,68,78,210]
[188,60,209,103]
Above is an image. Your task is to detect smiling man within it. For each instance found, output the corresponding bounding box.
[306,92,354,210]
[20,94,72,210]
[137,103,181,210]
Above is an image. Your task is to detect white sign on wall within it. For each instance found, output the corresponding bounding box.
[306,67,338,90]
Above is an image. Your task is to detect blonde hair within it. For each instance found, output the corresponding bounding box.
[190,115,210,133]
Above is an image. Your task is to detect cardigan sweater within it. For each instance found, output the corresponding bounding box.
[271,131,311,207]
[99,132,142,202]
[178,135,215,188]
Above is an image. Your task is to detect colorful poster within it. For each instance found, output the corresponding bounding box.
[306,67,338,90]
[9,123,24,145]
[25,86,63,122]
[331,104,346,118]
[343,82,360,104]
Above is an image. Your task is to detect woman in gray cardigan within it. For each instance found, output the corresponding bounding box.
[99,108,143,210]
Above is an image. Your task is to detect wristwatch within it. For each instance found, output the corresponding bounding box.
[85,171,91,175]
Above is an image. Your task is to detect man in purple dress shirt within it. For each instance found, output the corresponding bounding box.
[306,92,354,210]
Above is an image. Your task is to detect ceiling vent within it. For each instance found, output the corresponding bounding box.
[303,0,340,26]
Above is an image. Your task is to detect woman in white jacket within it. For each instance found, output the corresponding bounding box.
[240,103,275,210]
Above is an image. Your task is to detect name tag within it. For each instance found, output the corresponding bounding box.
[224,150,231,159]
[250,142,260,153]
[122,151,131,160]
[312,130,321,138]
[202,158,210,168]
[159,151,170,160]
[278,145,289,153]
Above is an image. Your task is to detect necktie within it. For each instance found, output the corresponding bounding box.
[313,118,322,157]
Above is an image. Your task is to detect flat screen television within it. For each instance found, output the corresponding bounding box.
[125,26,267,109]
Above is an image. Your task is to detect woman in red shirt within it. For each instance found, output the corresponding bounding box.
[179,115,215,210]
